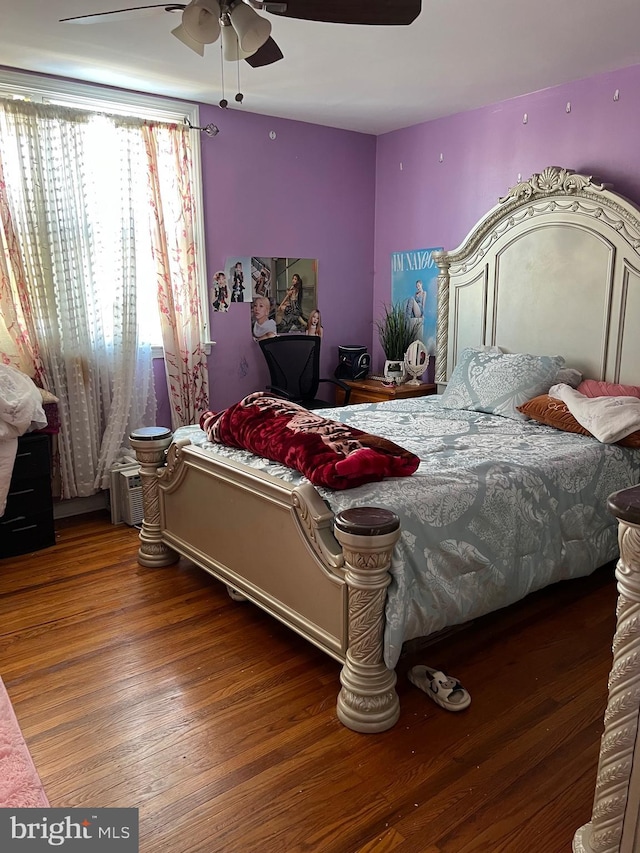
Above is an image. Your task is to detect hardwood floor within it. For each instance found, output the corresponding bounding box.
[0,511,617,852]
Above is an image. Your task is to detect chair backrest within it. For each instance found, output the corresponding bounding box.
[259,335,320,402]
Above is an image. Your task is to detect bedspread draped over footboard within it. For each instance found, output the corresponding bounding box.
[177,396,640,669]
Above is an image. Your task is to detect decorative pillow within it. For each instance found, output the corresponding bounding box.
[440,348,565,421]
[199,392,420,490]
[555,367,583,388]
[577,379,640,399]
[517,394,640,448]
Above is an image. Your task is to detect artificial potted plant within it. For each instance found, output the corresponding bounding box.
[375,302,420,383]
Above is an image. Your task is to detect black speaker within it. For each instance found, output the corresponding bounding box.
[335,345,370,381]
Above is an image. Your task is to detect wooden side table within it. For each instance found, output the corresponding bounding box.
[336,378,437,406]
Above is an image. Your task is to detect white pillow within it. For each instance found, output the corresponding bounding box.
[548,384,640,443]
[0,364,47,434]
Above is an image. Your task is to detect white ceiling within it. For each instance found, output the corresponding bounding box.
[3,0,640,135]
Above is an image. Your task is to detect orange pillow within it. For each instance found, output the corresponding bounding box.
[517,395,640,448]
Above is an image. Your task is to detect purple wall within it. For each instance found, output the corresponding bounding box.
[23,62,639,412]
[373,63,640,369]
[154,358,173,431]
[197,106,376,410]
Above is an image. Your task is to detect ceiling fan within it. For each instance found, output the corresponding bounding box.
[60,1,422,68]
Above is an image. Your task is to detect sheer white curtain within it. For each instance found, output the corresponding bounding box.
[0,99,156,496]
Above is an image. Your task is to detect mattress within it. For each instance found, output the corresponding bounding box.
[176,397,640,668]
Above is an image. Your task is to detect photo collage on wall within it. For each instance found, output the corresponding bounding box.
[210,257,320,342]
[390,247,441,379]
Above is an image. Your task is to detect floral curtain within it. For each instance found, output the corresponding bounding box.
[142,123,209,429]
[0,150,46,383]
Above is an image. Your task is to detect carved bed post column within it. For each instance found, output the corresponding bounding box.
[334,507,401,733]
[574,484,640,853]
[433,251,450,385]
[129,427,179,568]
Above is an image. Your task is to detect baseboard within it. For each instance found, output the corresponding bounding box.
[53,492,110,520]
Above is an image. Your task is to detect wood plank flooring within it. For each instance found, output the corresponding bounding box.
[0,511,617,852]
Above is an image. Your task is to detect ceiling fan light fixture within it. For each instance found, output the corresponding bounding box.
[228,1,272,54]
[221,18,256,61]
[181,0,222,45]
[171,23,206,55]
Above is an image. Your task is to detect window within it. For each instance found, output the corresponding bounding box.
[0,68,210,353]
[0,69,211,495]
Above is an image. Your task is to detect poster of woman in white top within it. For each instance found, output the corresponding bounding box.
[390,247,441,383]
[390,247,441,356]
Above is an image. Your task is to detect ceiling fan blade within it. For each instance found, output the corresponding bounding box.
[259,0,421,25]
[59,4,186,24]
[244,37,283,67]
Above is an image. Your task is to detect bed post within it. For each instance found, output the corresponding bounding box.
[432,251,450,385]
[334,507,401,733]
[129,427,179,568]
[573,485,640,853]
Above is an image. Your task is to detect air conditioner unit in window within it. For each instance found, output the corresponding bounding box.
[109,463,144,526]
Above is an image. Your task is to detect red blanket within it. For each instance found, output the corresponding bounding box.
[200,392,420,490]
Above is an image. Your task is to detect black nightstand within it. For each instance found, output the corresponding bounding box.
[0,432,55,558]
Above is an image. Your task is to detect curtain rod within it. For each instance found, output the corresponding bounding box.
[183,117,220,137]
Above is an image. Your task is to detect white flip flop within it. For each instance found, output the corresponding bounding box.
[408,665,471,712]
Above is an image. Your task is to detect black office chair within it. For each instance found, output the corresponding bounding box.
[259,335,352,409]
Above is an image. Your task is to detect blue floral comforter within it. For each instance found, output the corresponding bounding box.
[176,397,640,668]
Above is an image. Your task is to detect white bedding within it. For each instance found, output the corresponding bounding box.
[0,365,47,516]
[549,383,640,443]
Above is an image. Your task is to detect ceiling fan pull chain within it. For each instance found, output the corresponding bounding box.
[219,39,228,108]
[235,47,244,104]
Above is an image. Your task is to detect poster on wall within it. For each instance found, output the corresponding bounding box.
[250,257,320,341]
[211,270,230,312]
[251,257,273,299]
[224,256,251,303]
[390,247,441,356]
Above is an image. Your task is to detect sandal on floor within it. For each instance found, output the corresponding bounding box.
[408,665,471,712]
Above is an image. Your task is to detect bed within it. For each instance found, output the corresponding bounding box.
[132,166,640,733]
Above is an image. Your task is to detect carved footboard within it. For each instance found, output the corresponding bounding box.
[130,428,402,733]
[574,484,640,853]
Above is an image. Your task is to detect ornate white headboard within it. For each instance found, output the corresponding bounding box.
[434,167,640,385]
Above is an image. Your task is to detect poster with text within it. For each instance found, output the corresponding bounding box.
[391,247,441,356]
